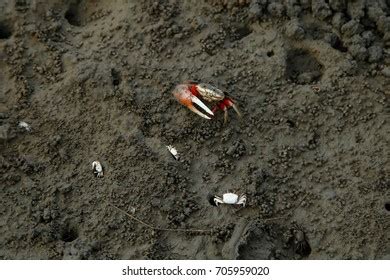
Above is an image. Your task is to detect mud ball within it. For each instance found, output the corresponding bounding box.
[0,123,14,141]
[267,2,285,17]
[285,1,302,18]
[348,44,368,61]
[285,20,305,40]
[341,20,363,38]
[248,1,263,20]
[328,0,346,12]
[381,67,390,78]
[367,46,383,63]
[376,16,390,34]
[362,31,375,45]
[332,12,347,31]
[324,33,347,52]
[311,0,332,20]
[347,0,365,20]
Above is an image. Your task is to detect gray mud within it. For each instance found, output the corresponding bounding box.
[0,0,389,259]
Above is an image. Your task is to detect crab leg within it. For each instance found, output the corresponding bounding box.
[224,98,241,118]
[211,97,241,124]
[231,104,241,118]
[224,108,228,124]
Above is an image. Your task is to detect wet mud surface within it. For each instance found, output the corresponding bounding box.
[0,0,389,259]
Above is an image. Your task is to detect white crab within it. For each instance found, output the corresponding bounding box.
[166,145,180,160]
[18,121,31,132]
[92,161,104,178]
[213,193,246,207]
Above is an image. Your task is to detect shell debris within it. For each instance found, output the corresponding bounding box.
[92,161,104,178]
[18,121,31,132]
[166,145,180,160]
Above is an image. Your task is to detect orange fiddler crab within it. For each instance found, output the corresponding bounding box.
[173,81,241,123]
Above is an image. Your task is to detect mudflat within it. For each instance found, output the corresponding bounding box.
[0,0,389,259]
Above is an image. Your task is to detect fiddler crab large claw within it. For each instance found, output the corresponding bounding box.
[173,81,241,123]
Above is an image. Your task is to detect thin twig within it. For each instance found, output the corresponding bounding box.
[110,194,308,233]
[261,193,309,223]
[110,204,213,233]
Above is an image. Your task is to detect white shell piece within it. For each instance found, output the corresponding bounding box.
[92,161,103,177]
[92,161,103,172]
[18,121,31,132]
[222,193,239,204]
[166,145,180,160]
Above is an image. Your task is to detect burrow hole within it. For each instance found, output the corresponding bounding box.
[60,224,79,242]
[15,0,30,12]
[331,36,348,53]
[286,119,296,128]
[232,25,252,41]
[111,69,121,86]
[208,194,217,206]
[286,48,323,84]
[385,202,390,212]
[0,21,12,39]
[65,1,82,27]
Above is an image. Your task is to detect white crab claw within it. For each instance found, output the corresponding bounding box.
[187,104,212,119]
[173,84,214,120]
[192,96,214,116]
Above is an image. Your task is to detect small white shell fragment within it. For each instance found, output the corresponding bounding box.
[92,161,104,177]
[166,145,180,160]
[18,121,31,132]
[222,193,239,204]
